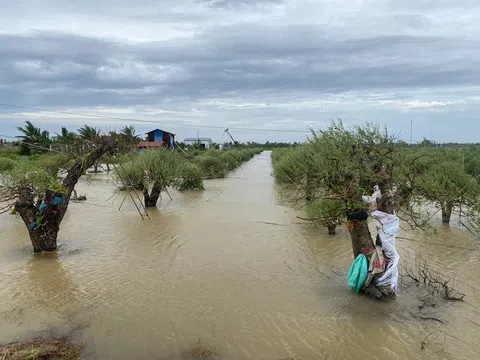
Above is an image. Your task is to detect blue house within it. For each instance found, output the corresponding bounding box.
[137,129,175,151]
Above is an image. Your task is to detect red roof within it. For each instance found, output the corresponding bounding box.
[137,141,165,148]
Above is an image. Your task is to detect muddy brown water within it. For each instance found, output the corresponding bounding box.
[1,151,480,359]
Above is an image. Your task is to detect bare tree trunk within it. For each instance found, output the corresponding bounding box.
[346,170,396,299]
[29,224,59,252]
[15,137,116,252]
[349,221,373,257]
[441,202,453,224]
[327,225,336,235]
[144,182,162,207]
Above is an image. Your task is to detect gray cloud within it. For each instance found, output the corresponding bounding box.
[0,0,479,142]
[202,0,283,8]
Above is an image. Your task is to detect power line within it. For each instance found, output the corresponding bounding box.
[0,103,312,133]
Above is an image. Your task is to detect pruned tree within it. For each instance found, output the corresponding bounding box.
[309,122,402,298]
[273,122,480,298]
[273,121,417,298]
[415,161,477,224]
[116,149,204,207]
[0,136,117,252]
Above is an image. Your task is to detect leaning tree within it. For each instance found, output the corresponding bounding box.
[0,136,117,252]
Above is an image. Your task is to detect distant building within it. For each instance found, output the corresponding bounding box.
[137,129,175,151]
[184,137,213,149]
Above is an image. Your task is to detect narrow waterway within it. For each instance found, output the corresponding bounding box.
[1,152,479,359]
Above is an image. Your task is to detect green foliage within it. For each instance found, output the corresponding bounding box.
[188,148,262,178]
[272,146,313,185]
[0,158,15,172]
[0,153,70,203]
[220,152,240,171]
[54,127,77,144]
[34,154,72,177]
[115,149,205,193]
[464,146,480,180]
[0,147,20,158]
[0,160,63,200]
[77,125,100,141]
[175,162,204,191]
[306,199,345,231]
[271,148,290,164]
[272,120,480,231]
[117,126,141,152]
[195,156,227,179]
[416,161,477,208]
[16,121,51,155]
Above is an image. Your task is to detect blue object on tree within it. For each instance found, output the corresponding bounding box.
[51,196,65,206]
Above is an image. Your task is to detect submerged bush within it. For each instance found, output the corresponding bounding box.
[220,152,240,171]
[175,162,205,191]
[306,199,345,234]
[196,156,227,179]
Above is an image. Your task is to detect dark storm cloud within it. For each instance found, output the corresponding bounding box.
[1,27,479,108]
[0,0,479,142]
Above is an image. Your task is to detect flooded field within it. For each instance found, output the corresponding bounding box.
[1,151,479,359]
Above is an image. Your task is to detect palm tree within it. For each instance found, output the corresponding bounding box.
[77,125,100,141]
[54,127,77,144]
[77,125,101,172]
[118,125,141,152]
[16,121,50,155]
[120,125,141,143]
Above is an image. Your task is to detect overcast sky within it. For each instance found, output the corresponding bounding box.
[0,0,479,143]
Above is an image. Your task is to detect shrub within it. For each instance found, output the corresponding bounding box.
[272,146,312,185]
[196,156,227,179]
[175,162,204,191]
[0,158,15,172]
[220,152,240,171]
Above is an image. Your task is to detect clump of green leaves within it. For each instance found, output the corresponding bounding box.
[114,149,205,206]
[306,199,345,234]
[175,162,204,191]
[195,156,227,179]
[415,160,478,223]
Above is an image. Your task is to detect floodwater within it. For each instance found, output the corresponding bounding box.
[1,151,480,359]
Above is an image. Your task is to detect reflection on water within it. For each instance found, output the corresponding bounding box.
[1,151,479,359]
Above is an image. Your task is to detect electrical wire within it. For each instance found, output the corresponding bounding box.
[0,103,312,133]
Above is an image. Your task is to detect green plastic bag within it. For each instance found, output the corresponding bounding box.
[347,254,368,294]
